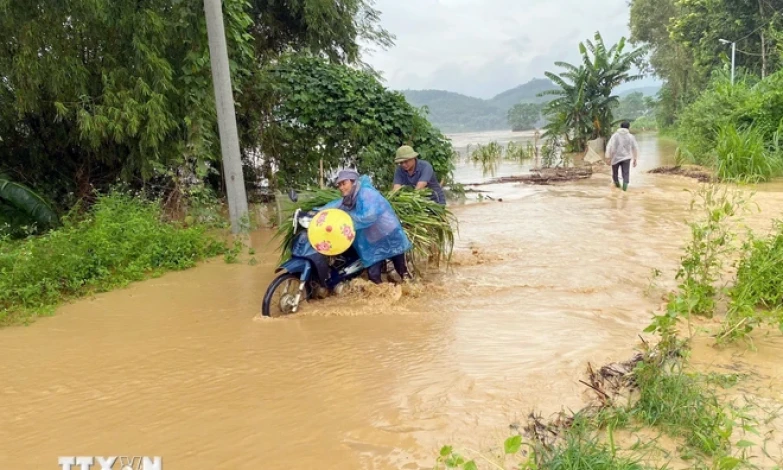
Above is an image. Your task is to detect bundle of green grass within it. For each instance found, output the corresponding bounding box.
[275,187,457,273]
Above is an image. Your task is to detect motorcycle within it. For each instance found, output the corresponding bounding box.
[261,190,367,317]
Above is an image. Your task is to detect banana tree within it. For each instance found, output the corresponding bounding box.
[0,174,59,231]
[540,65,593,151]
[538,32,646,150]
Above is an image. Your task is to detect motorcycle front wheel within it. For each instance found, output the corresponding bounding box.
[262,273,309,317]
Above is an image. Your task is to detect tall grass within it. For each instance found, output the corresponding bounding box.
[731,220,783,310]
[436,413,652,470]
[714,124,783,183]
[0,192,227,326]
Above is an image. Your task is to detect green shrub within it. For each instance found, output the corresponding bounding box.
[0,192,227,325]
[732,221,783,309]
[676,70,783,180]
[719,220,783,342]
[630,115,658,132]
[676,75,752,166]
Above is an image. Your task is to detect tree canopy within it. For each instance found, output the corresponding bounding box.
[0,0,394,214]
[256,55,455,190]
[507,103,543,132]
[629,0,783,126]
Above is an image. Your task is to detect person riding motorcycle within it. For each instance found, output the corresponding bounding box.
[316,170,412,284]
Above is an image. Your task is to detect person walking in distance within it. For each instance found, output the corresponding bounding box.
[605,121,639,191]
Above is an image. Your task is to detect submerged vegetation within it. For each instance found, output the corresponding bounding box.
[434,341,749,469]
[465,140,550,177]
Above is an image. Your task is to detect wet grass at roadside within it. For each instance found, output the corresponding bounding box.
[631,358,734,457]
[433,345,752,470]
[436,414,650,470]
[0,192,233,326]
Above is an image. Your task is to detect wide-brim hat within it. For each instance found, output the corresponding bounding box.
[394,145,419,163]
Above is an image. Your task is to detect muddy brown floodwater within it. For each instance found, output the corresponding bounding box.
[2,134,783,470]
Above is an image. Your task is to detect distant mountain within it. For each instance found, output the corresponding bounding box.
[401,79,557,133]
[487,78,558,110]
[401,90,506,133]
[400,81,662,134]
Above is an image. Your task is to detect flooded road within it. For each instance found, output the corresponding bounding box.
[2,133,783,469]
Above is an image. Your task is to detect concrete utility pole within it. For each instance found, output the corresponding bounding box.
[204,0,249,234]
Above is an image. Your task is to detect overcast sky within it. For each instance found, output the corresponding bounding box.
[362,0,661,99]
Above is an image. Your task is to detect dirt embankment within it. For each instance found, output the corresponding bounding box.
[648,165,715,182]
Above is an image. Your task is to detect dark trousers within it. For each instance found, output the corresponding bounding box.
[612,159,631,185]
[367,253,408,284]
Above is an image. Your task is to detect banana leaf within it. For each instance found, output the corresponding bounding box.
[0,175,59,229]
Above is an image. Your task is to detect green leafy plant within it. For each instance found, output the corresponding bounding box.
[505,141,535,163]
[719,220,783,342]
[0,191,227,326]
[257,55,456,190]
[675,71,783,181]
[0,174,60,236]
[664,185,748,323]
[539,32,646,152]
[0,0,395,216]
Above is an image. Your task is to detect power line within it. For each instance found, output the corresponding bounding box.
[734,2,783,42]
[736,22,769,43]
[736,47,764,56]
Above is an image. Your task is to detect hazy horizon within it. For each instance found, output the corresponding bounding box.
[361,0,661,99]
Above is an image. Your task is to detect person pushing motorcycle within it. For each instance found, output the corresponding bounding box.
[317,170,412,284]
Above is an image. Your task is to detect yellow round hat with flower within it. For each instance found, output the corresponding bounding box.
[307,208,355,256]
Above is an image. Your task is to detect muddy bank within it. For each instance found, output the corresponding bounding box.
[470,166,594,186]
[649,165,715,182]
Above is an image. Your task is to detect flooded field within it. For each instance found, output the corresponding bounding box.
[2,133,783,469]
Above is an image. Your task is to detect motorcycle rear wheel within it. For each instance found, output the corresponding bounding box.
[262,273,310,317]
